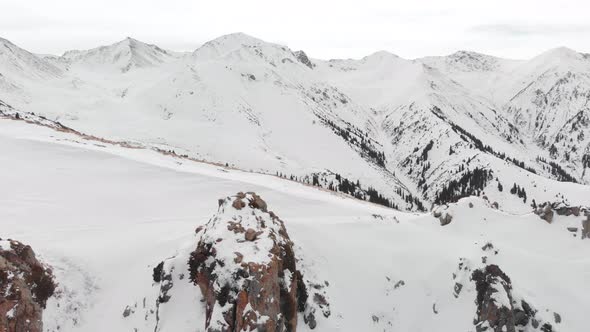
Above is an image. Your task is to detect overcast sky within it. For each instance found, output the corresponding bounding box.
[2,0,589,60]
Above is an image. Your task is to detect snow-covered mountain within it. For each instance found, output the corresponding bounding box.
[0,33,588,213]
[1,114,588,332]
[0,37,62,80]
[58,37,182,73]
[1,33,590,332]
[421,47,590,185]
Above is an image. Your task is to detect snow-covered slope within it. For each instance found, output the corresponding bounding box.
[500,48,590,182]
[60,37,181,73]
[0,33,588,213]
[1,116,588,332]
[0,37,63,104]
[419,47,590,185]
[0,37,62,80]
[318,48,587,211]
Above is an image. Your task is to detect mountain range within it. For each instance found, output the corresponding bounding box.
[1,33,589,212]
[2,33,590,332]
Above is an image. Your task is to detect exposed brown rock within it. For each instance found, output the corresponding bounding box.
[232,197,246,210]
[188,192,314,331]
[0,239,56,332]
[244,228,257,241]
[247,193,267,212]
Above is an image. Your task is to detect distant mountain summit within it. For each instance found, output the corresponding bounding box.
[0,34,589,211]
[61,37,180,72]
[0,37,62,79]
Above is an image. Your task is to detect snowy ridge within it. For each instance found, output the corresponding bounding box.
[61,37,180,73]
[0,33,588,214]
[1,120,588,331]
[0,37,62,80]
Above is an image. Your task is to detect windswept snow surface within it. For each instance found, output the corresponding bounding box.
[1,119,588,331]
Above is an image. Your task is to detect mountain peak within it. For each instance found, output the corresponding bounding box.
[364,50,399,60]
[218,32,260,41]
[430,50,507,72]
[357,51,403,66]
[0,36,62,79]
[195,32,267,55]
[536,46,580,60]
[118,36,149,48]
[61,37,176,72]
[449,50,489,58]
[192,32,298,65]
[0,36,15,46]
[522,46,588,73]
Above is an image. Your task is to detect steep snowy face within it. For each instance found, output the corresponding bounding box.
[503,48,590,137]
[0,38,63,107]
[315,51,429,109]
[319,52,533,207]
[0,33,589,212]
[0,37,62,80]
[193,32,314,70]
[95,33,416,209]
[422,51,509,73]
[61,37,179,73]
[500,48,590,178]
[418,51,522,103]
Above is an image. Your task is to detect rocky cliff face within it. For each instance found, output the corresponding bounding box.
[0,238,56,332]
[533,201,590,239]
[472,264,556,332]
[131,192,329,332]
[151,191,331,332]
[187,192,308,331]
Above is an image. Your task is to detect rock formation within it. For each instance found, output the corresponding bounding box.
[472,264,555,332]
[583,214,590,239]
[187,192,316,332]
[0,238,56,332]
[534,201,588,223]
[293,51,314,69]
[432,205,453,226]
[472,265,516,332]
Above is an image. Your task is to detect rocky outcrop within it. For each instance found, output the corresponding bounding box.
[432,205,453,226]
[583,215,590,239]
[293,51,314,69]
[472,264,555,332]
[534,202,590,240]
[472,265,516,332]
[187,192,319,331]
[534,201,588,223]
[0,238,56,332]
